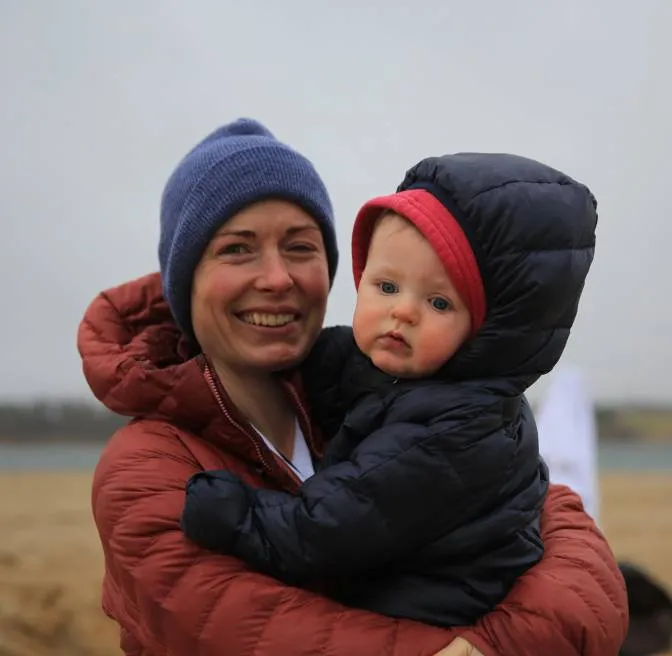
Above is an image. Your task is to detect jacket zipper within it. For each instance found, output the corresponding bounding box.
[282,379,320,459]
[201,357,273,476]
[200,356,302,488]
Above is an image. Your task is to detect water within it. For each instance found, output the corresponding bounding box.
[1,441,672,472]
[0,442,105,471]
[597,442,672,471]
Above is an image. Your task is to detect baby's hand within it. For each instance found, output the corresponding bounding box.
[180,470,253,553]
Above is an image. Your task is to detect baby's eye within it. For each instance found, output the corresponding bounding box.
[430,297,451,311]
[378,281,398,294]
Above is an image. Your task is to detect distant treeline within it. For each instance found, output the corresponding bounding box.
[0,400,671,443]
[0,401,127,442]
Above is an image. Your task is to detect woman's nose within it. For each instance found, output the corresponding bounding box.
[255,252,294,293]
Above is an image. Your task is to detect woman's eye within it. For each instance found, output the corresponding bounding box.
[379,281,398,294]
[430,297,451,311]
[288,243,316,252]
[218,243,249,255]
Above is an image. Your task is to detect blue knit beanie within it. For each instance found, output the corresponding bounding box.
[159,118,338,338]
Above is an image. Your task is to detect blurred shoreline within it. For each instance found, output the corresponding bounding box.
[3,400,672,446]
[4,439,672,473]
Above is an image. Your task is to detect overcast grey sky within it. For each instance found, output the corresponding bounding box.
[1,1,670,403]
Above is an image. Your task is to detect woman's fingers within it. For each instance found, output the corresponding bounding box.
[431,637,485,656]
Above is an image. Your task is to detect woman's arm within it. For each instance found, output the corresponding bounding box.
[459,484,628,656]
[95,421,456,656]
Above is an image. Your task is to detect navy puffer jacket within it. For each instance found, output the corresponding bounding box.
[182,153,597,628]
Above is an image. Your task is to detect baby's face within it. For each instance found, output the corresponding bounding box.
[352,213,472,378]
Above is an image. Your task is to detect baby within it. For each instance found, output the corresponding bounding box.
[181,152,597,627]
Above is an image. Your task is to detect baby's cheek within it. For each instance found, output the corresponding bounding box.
[415,331,459,371]
[352,309,376,356]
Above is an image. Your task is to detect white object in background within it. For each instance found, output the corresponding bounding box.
[536,363,599,522]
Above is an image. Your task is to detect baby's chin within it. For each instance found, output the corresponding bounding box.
[370,354,427,380]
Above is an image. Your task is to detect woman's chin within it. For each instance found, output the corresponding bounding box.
[247,345,308,373]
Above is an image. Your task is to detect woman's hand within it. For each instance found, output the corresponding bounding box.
[432,637,486,656]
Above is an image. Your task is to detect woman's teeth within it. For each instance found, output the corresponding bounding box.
[241,313,296,327]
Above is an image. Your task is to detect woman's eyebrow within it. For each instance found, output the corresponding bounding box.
[214,229,256,238]
[286,224,321,235]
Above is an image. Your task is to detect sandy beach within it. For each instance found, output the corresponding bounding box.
[0,471,670,655]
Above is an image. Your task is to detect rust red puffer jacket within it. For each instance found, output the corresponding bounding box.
[78,272,628,656]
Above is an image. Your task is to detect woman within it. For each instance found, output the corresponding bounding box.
[78,118,628,656]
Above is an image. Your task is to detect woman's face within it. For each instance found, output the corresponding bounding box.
[191,199,330,375]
